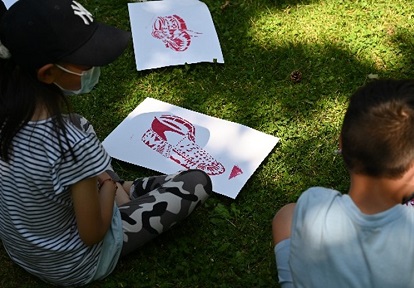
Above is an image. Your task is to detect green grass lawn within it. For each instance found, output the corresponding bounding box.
[2,0,414,287]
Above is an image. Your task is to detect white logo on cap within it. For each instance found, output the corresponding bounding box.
[71,1,93,25]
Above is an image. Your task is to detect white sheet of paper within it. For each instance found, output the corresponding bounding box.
[102,98,279,199]
[128,0,224,71]
[4,0,17,8]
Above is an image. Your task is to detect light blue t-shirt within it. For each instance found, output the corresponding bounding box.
[289,187,414,288]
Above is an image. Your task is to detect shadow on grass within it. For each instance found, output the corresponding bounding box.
[2,0,414,288]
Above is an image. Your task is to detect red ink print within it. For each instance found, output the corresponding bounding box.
[151,14,202,52]
[141,114,225,176]
[229,165,243,179]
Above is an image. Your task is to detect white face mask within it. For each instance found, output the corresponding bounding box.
[54,64,101,95]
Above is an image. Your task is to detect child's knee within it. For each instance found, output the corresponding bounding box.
[177,169,213,196]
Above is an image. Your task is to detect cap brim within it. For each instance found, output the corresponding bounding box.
[61,22,131,67]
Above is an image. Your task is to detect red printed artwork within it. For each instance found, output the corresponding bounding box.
[142,115,226,176]
[151,14,202,52]
[229,165,243,180]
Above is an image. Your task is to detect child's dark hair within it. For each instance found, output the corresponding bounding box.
[341,79,414,178]
[0,58,74,162]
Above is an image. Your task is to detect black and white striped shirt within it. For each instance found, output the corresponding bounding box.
[0,116,111,286]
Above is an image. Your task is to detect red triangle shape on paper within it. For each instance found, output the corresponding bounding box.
[229,165,243,180]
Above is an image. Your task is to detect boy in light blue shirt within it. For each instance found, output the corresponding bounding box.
[272,79,414,288]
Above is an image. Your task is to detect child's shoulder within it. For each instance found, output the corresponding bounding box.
[298,186,343,206]
[293,187,347,224]
[303,186,342,197]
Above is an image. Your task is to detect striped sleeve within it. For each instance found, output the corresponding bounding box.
[50,126,111,195]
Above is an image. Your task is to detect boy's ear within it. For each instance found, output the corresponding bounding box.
[37,64,56,84]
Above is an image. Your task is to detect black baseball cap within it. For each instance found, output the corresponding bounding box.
[0,0,131,71]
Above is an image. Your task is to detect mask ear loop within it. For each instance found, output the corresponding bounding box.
[55,64,84,76]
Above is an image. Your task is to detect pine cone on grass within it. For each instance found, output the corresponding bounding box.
[290,70,302,83]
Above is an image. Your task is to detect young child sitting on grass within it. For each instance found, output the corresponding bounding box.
[0,0,212,286]
[272,79,414,288]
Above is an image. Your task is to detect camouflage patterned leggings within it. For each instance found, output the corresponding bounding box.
[69,114,212,256]
[119,169,212,256]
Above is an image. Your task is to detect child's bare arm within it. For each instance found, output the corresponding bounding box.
[71,175,116,246]
[272,203,296,246]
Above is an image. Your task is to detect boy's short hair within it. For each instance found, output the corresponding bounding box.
[341,79,414,178]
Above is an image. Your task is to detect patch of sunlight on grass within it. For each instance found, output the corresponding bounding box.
[249,1,414,72]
